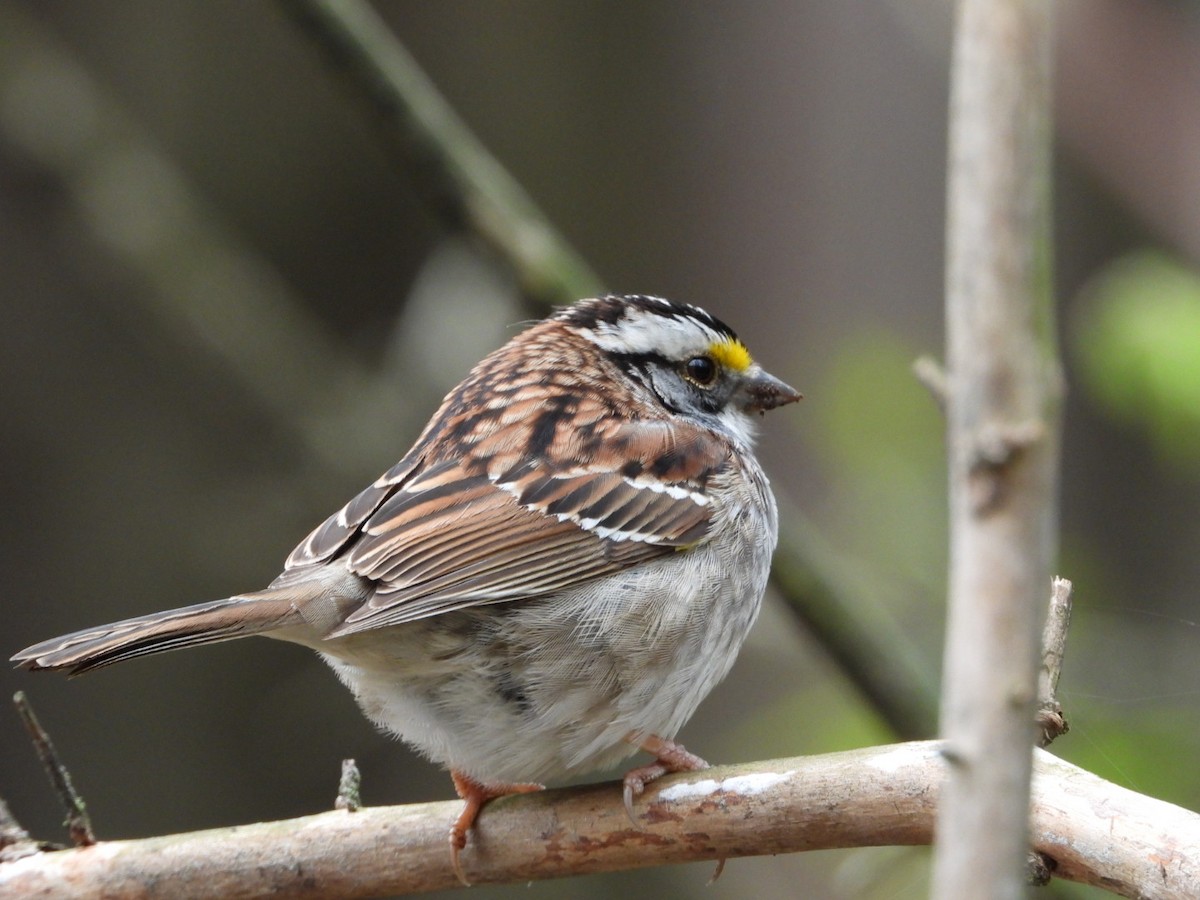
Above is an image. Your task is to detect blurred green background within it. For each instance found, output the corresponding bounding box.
[2,2,1198,898]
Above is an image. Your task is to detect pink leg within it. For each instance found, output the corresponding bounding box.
[449,770,543,885]
[621,733,710,821]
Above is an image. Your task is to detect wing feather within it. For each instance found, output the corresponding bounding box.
[279,377,734,636]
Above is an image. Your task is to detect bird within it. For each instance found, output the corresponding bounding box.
[13,294,801,881]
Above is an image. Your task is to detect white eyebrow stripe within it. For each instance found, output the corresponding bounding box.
[574,308,725,359]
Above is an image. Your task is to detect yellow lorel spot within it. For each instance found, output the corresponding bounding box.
[709,337,752,372]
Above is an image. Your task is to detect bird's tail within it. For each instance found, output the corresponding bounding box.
[11,591,301,676]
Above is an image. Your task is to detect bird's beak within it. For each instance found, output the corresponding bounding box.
[740,366,803,413]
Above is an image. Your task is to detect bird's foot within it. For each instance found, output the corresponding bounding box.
[449,770,543,885]
[620,733,710,823]
[621,735,727,880]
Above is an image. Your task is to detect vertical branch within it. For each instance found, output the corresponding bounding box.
[1036,577,1073,747]
[13,692,95,847]
[932,1,1058,898]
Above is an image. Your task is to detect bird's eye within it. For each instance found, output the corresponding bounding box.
[684,355,718,387]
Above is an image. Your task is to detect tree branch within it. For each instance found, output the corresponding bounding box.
[277,0,603,308]
[0,1,394,479]
[3,744,1197,899]
[772,496,940,739]
[934,0,1060,896]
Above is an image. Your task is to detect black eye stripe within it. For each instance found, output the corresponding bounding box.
[607,350,670,370]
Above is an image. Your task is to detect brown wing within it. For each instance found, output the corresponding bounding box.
[281,454,423,573]
[279,416,732,637]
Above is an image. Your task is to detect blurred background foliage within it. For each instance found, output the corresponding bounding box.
[1075,251,1200,473]
[1,2,1198,898]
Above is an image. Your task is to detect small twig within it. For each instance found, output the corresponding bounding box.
[1036,577,1073,747]
[13,692,95,847]
[335,759,361,812]
[0,795,46,863]
[1026,850,1056,886]
[966,419,1048,514]
[1039,576,1073,701]
[913,354,950,409]
[0,796,31,848]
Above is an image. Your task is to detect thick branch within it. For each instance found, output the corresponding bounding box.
[3,744,1197,899]
[934,1,1059,896]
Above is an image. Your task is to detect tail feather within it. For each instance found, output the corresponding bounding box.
[11,592,300,676]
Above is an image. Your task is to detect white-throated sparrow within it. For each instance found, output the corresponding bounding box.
[14,294,800,880]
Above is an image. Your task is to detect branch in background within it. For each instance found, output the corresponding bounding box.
[4,744,1197,899]
[933,1,1059,897]
[1037,577,1073,747]
[278,0,603,308]
[772,496,939,739]
[0,2,400,479]
[12,693,94,848]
